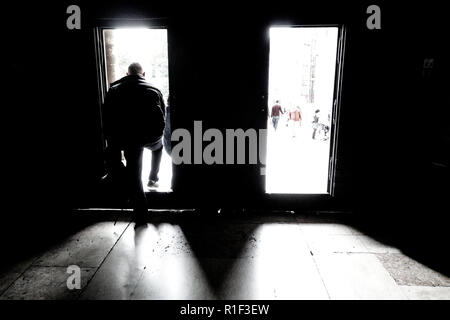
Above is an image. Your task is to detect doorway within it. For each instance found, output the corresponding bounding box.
[265,27,340,194]
[102,28,172,192]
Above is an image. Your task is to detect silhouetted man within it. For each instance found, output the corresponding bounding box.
[103,63,165,224]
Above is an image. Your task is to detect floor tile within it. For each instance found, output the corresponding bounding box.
[0,266,95,300]
[314,253,407,299]
[0,255,39,295]
[300,222,361,236]
[376,253,450,287]
[217,224,327,299]
[304,234,367,254]
[356,235,401,253]
[131,256,216,300]
[78,224,143,299]
[399,286,450,300]
[34,221,129,268]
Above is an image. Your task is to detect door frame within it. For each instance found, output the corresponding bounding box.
[93,19,173,196]
[263,24,347,198]
[91,21,347,210]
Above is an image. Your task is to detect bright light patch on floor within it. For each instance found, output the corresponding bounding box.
[133,223,214,299]
[103,28,172,192]
[266,27,339,194]
[222,224,329,299]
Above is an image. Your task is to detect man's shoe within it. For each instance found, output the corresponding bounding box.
[147,180,159,188]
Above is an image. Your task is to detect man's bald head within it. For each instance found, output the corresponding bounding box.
[127,62,144,76]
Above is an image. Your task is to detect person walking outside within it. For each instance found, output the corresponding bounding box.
[270,100,284,131]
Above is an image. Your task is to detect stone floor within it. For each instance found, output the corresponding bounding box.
[1,212,449,300]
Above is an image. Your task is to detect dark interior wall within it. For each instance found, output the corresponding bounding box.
[3,1,449,228]
[346,1,450,267]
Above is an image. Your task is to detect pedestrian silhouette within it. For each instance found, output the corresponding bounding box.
[103,62,165,225]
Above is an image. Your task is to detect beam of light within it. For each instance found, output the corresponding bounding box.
[220,224,328,299]
[133,223,215,299]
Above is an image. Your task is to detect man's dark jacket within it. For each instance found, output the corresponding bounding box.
[103,74,165,149]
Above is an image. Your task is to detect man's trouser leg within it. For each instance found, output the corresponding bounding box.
[149,146,163,182]
[273,116,279,130]
[105,145,123,178]
[104,145,128,204]
[124,146,147,216]
[145,139,163,183]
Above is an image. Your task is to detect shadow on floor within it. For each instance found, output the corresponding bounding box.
[1,208,449,297]
[0,210,129,280]
[348,216,450,277]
